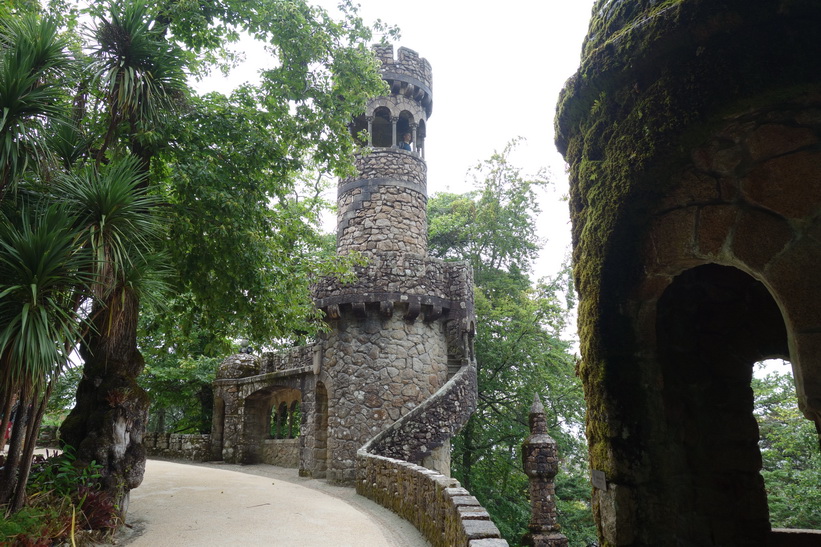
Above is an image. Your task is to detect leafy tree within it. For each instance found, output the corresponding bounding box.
[753,362,821,529]
[1,0,391,517]
[429,141,596,545]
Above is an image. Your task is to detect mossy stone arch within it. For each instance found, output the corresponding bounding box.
[654,264,787,542]
[556,0,821,544]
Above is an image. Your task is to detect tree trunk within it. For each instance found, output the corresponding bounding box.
[59,289,149,519]
[0,389,29,508]
[11,383,50,512]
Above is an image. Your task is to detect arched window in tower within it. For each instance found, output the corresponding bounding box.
[416,119,427,158]
[370,107,392,148]
[397,111,414,151]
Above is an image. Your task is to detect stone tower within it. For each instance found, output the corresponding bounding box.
[556,1,821,545]
[212,47,475,486]
[309,45,475,484]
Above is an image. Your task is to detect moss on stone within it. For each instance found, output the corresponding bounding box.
[555,3,821,540]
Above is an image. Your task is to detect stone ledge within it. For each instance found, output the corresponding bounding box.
[213,365,314,386]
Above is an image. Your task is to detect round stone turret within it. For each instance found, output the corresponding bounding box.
[338,46,432,257]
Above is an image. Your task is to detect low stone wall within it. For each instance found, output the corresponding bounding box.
[262,438,300,468]
[356,362,505,546]
[357,453,508,547]
[144,433,211,462]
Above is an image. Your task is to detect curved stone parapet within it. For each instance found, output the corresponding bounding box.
[372,45,432,116]
[312,256,474,329]
[356,361,507,547]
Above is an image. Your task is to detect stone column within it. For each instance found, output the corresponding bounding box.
[391,116,398,147]
[521,395,568,547]
[366,116,373,147]
[410,123,418,154]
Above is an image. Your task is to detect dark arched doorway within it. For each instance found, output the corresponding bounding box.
[656,264,789,543]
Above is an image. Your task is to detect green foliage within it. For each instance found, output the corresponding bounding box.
[28,446,102,497]
[0,12,73,195]
[0,203,92,391]
[0,447,116,544]
[753,362,821,529]
[430,142,596,545]
[138,351,219,434]
[1,0,391,519]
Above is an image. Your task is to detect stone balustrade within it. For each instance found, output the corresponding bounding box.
[356,362,506,546]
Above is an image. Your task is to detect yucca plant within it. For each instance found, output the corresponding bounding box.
[55,155,168,514]
[0,202,93,512]
[88,0,187,166]
[0,14,73,199]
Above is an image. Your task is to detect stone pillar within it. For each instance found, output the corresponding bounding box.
[410,123,418,154]
[521,395,568,547]
[391,116,398,147]
[366,116,373,147]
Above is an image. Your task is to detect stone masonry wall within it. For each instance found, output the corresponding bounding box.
[313,256,474,325]
[357,454,508,547]
[337,149,427,256]
[144,433,211,462]
[342,149,427,186]
[262,438,300,468]
[261,345,315,375]
[320,307,449,483]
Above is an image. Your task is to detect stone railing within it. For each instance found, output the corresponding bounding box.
[357,362,508,546]
[144,433,211,462]
[357,455,507,547]
[261,345,315,375]
[365,362,477,462]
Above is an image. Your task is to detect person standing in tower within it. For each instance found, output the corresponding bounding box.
[399,132,412,151]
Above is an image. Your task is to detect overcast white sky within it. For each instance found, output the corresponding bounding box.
[197,1,597,281]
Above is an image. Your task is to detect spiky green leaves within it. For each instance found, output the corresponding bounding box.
[0,14,73,196]
[0,204,91,392]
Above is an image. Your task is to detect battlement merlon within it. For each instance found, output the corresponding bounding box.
[372,45,432,117]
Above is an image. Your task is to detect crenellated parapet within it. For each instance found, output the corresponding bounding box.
[312,255,474,329]
[371,44,432,116]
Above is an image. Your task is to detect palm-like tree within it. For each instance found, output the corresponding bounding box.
[0,202,93,511]
[89,0,187,169]
[0,2,180,513]
[53,1,183,513]
[0,14,72,199]
[56,156,166,511]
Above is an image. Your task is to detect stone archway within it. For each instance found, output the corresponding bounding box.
[242,386,301,464]
[653,264,788,542]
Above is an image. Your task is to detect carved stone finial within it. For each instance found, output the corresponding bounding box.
[522,395,568,547]
[529,394,548,435]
